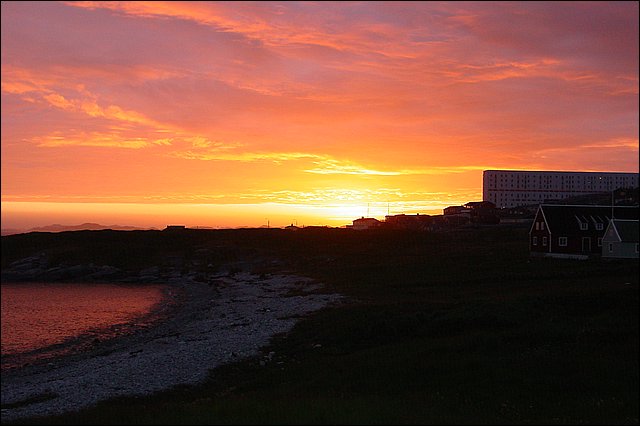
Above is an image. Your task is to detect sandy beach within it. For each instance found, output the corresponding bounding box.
[1,272,342,423]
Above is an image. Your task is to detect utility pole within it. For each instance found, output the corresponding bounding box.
[611,190,615,220]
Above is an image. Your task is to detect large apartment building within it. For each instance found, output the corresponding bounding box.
[483,170,639,209]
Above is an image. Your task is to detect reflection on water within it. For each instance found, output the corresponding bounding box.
[1,282,167,370]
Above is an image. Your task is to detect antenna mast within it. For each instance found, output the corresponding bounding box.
[611,190,614,220]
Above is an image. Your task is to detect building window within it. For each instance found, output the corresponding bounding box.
[541,222,545,230]
[609,243,613,253]
[532,236,537,246]
[597,238,602,247]
[595,223,603,231]
[559,237,568,246]
[542,237,547,246]
[535,222,539,230]
[636,243,639,254]
[580,222,588,230]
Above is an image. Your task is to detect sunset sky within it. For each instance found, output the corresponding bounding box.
[2,1,638,230]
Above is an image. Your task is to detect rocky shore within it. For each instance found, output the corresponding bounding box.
[1,272,343,423]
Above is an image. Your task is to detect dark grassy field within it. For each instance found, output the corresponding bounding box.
[2,226,638,424]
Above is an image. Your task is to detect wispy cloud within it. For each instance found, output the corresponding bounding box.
[305,159,490,176]
[168,148,492,176]
[532,138,639,156]
[304,158,403,176]
[581,138,639,150]
[2,65,167,130]
[168,150,324,163]
[33,131,171,149]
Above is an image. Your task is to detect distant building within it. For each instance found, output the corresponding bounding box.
[164,225,186,231]
[384,214,432,231]
[602,219,639,259]
[352,217,382,230]
[464,201,499,224]
[301,225,331,231]
[484,170,639,209]
[284,224,300,231]
[464,201,496,210]
[443,206,470,216]
[529,205,639,259]
[442,201,500,225]
[441,206,471,227]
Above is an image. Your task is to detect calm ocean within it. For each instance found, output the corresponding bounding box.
[1,282,167,370]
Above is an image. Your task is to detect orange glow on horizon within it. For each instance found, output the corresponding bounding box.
[1,198,470,231]
[1,2,638,230]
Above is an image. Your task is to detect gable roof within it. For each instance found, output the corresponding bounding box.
[610,220,639,243]
[536,205,638,235]
[353,217,380,224]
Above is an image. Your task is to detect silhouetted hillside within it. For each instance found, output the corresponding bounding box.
[27,223,153,233]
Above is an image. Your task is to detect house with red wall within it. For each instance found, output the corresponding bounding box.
[529,205,638,259]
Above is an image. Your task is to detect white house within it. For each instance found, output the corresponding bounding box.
[602,219,639,259]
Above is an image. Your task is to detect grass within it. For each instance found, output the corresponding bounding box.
[2,226,638,424]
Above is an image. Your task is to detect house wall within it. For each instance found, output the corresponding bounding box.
[529,213,550,254]
[603,242,639,259]
[384,214,432,230]
[550,235,579,254]
[529,232,550,254]
[550,233,603,256]
[529,208,606,258]
[352,219,381,230]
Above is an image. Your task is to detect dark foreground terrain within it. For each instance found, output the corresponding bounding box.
[2,226,638,424]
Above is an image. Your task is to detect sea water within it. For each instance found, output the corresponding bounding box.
[1,282,167,370]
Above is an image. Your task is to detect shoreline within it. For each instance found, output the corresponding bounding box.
[1,282,183,372]
[1,272,343,423]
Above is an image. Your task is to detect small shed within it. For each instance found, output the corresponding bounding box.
[602,219,639,259]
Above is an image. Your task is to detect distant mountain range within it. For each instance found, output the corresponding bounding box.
[1,223,154,236]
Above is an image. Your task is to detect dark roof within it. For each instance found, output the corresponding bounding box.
[611,220,639,243]
[538,205,638,235]
[484,170,639,176]
[353,217,380,223]
[464,201,496,209]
